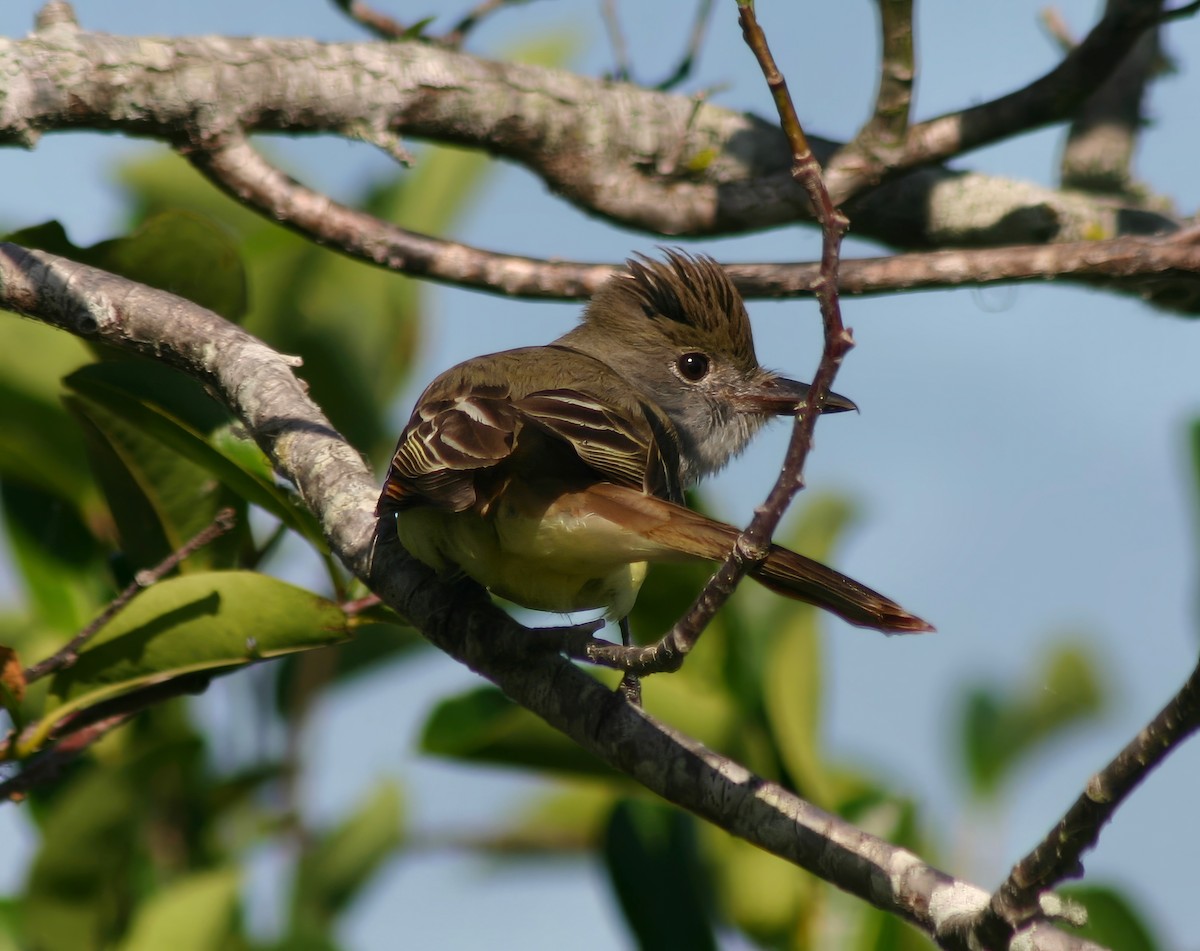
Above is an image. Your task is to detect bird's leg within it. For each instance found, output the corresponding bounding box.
[616,617,642,706]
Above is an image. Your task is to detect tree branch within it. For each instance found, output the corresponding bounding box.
[974,654,1200,946]
[1059,0,1165,195]
[824,0,1200,202]
[124,130,1200,316]
[0,21,1180,253]
[0,240,1105,949]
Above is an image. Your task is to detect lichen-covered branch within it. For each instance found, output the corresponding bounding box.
[0,16,1181,254]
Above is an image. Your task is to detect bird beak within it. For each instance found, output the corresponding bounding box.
[738,375,858,416]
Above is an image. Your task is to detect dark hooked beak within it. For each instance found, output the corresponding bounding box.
[737,375,858,416]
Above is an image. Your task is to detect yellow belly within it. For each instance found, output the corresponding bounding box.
[395,506,649,619]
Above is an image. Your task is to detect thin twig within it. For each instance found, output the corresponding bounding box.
[0,712,134,802]
[584,1,854,674]
[443,0,537,49]
[600,0,631,82]
[180,135,1200,312]
[1040,7,1077,51]
[330,0,408,40]
[22,508,238,683]
[653,0,714,91]
[865,0,915,144]
[974,654,1200,945]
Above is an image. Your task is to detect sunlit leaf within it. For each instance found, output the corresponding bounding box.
[27,572,349,753]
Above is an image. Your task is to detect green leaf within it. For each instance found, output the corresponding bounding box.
[291,782,404,930]
[6,214,247,322]
[117,868,241,951]
[603,799,717,951]
[64,362,324,551]
[756,495,859,805]
[1059,884,1161,951]
[960,640,1106,799]
[0,478,107,634]
[0,316,95,507]
[420,684,622,778]
[27,571,349,753]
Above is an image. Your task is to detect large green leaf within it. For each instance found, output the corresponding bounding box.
[959,640,1105,800]
[26,571,349,753]
[117,868,241,951]
[603,799,717,951]
[702,826,817,950]
[65,361,324,550]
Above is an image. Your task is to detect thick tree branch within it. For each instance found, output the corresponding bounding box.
[0,242,1104,949]
[0,20,1180,253]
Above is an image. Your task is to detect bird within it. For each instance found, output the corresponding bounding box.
[376,250,931,656]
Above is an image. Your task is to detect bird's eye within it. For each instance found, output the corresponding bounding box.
[677,351,710,382]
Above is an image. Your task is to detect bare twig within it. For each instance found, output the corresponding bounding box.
[0,712,134,802]
[330,0,408,40]
[600,0,632,81]
[653,0,714,91]
[1040,7,1077,51]
[147,139,1200,313]
[975,654,1200,945]
[22,508,237,683]
[861,0,915,146]
[443,0,537,49]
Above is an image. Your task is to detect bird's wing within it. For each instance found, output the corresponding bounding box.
[377,384,684,516]
[516,389,683,502]
[377,384,522,513]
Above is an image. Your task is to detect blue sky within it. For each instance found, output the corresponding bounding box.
[2,2,1199,948]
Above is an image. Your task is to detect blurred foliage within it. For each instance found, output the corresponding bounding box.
[0,31,1178,951]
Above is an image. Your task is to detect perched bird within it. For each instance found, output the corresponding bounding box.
[377,251,931,647]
